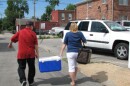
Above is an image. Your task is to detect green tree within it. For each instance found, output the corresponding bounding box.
[41,0,59,21]
[31,16,40,21]
[2,17,11,31]
[45,0,59,9]
[41,13,48,21]
[66,4,76,10]
[4,0,29,31]
[0,19,2,32]
[46,6,53,20]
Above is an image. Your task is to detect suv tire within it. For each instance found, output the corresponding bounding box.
[114,43,128,60]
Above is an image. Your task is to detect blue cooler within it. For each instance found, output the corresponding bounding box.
[39,56,61,73]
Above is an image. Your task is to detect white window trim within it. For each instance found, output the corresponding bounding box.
[119,15,128,20]
[61,13,65,20]
[102,0,107,4]
[88,2,92,7]
[119,0,128,6]
[68,13,72,20]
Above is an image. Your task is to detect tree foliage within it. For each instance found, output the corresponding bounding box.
[0,19,2,32]
[41,0,59,21]
[4,0,29,31]
[41,13,48,21]
[45,5,53,20]
[45,0,59,8]
[66,4,76,10]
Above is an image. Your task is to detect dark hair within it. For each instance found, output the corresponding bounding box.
[26,21,34,26]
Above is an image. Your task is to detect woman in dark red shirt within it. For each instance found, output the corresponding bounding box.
[8,22,39,86]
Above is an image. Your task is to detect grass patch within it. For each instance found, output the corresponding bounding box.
[62,58,67,62]
[38,35,61,39]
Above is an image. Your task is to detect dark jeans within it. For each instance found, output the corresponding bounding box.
[17,58,35,84]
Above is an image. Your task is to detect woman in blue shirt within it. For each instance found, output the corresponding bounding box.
[60,22,86,86]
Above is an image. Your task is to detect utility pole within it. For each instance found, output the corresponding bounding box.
[112,0,114,21]
[34,0,36,27]
[86,2,88,19]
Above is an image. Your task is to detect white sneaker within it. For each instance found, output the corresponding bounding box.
[21,81,27,86]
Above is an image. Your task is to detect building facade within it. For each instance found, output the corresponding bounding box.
[15,19,59,32]
[76,0,130,21]
[51,10,76,26]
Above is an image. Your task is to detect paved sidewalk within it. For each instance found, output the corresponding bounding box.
[38,38,130,86]
[0,33,102,86]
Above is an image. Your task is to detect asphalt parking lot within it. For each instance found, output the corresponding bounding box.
[1,33,130,86]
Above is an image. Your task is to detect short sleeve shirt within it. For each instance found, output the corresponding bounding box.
[64,31,86,52]
[11,28,38,59]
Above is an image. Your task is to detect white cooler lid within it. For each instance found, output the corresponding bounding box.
[39,56,61,62]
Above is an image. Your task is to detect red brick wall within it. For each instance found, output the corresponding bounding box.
[76,0,112,20]
[34,21,59,30]
[51,10,76,27]
[76,0,130,21]
[44,22,59,30]
[58,10,76,26]
[113,0,130,20]
[51,10,58,22]
[76,3,88,20]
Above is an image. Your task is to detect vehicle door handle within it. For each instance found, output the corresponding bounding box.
[90,34,93,36]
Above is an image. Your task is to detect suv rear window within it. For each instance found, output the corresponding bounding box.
[78,21,89,31]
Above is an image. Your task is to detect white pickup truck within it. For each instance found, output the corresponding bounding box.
[63,20,130,60]
[49,27,64,37]
[117,20,130,30]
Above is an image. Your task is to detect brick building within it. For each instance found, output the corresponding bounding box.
[15,19,59,32]
[51,10,76,26]
[76,0,130,21]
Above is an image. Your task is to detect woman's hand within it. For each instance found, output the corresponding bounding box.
[60,43,66,58]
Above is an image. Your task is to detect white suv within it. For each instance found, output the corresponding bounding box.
[63,20,130,60]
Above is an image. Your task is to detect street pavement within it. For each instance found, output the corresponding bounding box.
[0,33,102,86]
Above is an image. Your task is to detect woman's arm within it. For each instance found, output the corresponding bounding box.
[60,43,66,57]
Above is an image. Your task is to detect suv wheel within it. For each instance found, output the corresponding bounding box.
[114,43,128,60]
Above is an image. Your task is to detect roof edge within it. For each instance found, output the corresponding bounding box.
[75,0,92,6]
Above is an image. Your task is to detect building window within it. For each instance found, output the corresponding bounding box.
[101,15,106,20]
[119,15,128,20]
[61,13,65,20]
[68,13,72,20]
[102,0,107,4]
[119,0,128,6]
[88,2,92,7]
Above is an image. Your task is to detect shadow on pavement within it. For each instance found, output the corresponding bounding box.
[0,38,5,40]
[91,71,108,83]
[0,43,15,52]
[36,75,70,85]
[36,74,100,85]
[76,76,99,84]
[92,50,114,57]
